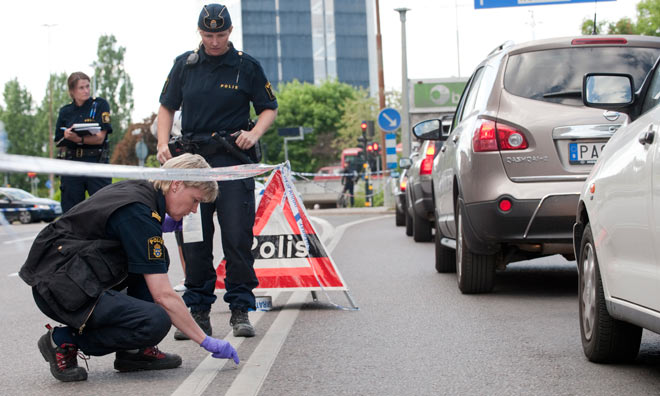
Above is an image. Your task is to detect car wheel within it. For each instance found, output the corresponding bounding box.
[579,223,641,363]
[395,205,405,226]
[404,209,413,236]
[456,203,494,293]
[435,216,456,273]
[18,210,32,224]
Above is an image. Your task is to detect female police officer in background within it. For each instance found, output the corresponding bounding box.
[156,4,277,339]
[55,72,112,213]
[20,154,239,382]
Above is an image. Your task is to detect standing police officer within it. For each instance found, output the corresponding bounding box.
[157,3,278,339]
[55,72,112,213]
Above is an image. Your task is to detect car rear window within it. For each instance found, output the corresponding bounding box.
[504,46,660,105]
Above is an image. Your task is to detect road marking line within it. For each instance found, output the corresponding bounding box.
[170,291,281,396]
[224,291,307,396]
[3,236,35,244]
[326,215,390,253]
[173,214,387,396]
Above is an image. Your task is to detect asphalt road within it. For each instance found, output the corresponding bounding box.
[2,212,660,395]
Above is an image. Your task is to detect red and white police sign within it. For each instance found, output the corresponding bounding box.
[215,169,349,291]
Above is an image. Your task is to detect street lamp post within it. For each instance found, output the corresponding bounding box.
[43,23,57,198]
[395,8,411,158]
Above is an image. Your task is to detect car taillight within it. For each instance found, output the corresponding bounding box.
[497,122,528,150]
[473,119,528,152]
[400,177,407,191]
[420,144,435,175]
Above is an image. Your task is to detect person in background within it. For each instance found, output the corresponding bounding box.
[341,166,356,207]
[156,3,277,340]
[55,72,112,213]
[20,154,239,383]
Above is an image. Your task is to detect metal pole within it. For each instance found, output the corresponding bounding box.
[454,0,461,77]
[43,23,57,198]
[375,0,388,171]
[395,8,411,157]
[284,138,289,163]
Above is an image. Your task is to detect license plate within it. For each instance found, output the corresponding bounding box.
[569,142,606,165]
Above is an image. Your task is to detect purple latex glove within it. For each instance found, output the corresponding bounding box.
[201,336,240,364]
[162,214,182,233]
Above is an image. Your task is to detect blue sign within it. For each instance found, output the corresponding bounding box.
[378,108,401,132]
[45,179,52,189]
[475,0,614,9]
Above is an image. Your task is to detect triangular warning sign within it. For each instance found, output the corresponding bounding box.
[215,168,349,291]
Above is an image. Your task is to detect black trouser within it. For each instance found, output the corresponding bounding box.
[33,274,171,356]
[343,182,354,206]
[60,155,111,213]
[181,151,258,313]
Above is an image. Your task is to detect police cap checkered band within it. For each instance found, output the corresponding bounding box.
[198,4,232,32]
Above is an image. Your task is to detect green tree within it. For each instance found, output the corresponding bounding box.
[260,80,357,173]
[92,34,134,153]
[636,0,660,36]
[334,90,379,151]
[580,0,660,36]
[0,79,38,189]
[34,72,71,158]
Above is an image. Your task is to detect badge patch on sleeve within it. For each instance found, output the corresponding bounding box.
[265,82,275,101]
[148,236,165,260]
[151,211,162,222]
[102,112,111,124]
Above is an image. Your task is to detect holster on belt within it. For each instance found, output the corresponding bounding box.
[171,120,261,164]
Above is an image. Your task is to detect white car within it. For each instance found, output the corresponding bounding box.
[574,57,660,363]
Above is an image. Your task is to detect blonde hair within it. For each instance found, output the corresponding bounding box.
[152,153,218,202]
[67,72,91,100]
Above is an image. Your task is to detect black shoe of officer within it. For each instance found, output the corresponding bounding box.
[114,346,182,372]
[174,310,212,340]
[230,309,255,337]
[37,327,88,382]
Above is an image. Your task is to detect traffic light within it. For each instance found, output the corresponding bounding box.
[366,143,374,153]
[360,121,368,134]
[371,142,379,153]
[365,120,375,138]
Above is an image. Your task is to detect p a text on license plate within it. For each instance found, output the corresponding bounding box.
[569,142,606,165]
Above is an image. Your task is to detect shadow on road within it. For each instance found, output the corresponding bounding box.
[491,259,577,297]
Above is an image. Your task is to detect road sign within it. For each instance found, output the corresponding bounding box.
[378,108,401,132]
[475,0,614,9]
[412,79,467,111]
[385,133,397,169]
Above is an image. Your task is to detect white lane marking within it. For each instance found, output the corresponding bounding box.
[309,216,334,245]
[173,214,389,396]
[3,236,35,244]
[326,215,390,253]
[170,291,281,396]
[224,291,307,396]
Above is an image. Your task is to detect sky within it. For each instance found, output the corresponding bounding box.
[0,0,642,122]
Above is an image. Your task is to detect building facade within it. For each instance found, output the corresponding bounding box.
[240,0,376,94]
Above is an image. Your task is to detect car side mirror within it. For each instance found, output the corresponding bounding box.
[399,157,413,169]
[412,119,447,141]
[583,73,634,110]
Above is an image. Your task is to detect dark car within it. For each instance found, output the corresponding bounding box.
[0,187,62,224]
[393,166,408,227]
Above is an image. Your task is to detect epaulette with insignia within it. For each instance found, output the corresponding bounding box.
[151,211,162,222]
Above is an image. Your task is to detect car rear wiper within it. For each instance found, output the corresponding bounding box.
[542,90,582,98]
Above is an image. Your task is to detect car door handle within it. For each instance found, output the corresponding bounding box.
[452,135,459,143]
[638,125,656,145]
[441,146,447,152]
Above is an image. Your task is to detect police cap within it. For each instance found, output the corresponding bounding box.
[198,4,232,32]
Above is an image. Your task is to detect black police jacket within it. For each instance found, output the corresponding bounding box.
[19,180,167,330]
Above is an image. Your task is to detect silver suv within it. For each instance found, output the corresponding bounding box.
[412,36,660,294]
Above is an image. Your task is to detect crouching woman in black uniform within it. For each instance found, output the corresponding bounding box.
[20,154,239,383]
[55,72,112,213]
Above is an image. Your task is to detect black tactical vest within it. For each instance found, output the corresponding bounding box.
[19,180,167,329]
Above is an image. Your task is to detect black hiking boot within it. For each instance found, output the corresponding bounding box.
[230,310,255,337]
[174,310,211,340]
[114,346,182,372]
[37,326,88,382]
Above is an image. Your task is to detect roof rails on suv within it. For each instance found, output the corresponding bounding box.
[488,40,515,56]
